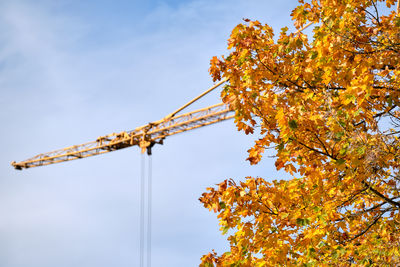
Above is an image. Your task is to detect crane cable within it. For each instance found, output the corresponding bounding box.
[140,153,145,267]
[140,152,153,267]
[147,155,152,267]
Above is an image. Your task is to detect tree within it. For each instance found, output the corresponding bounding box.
[200,0,400,265]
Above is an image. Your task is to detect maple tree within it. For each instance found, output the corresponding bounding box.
[200,0,400,265]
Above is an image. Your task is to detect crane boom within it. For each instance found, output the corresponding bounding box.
[12,102,233,170]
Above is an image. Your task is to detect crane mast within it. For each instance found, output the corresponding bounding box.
[12,80,233,170]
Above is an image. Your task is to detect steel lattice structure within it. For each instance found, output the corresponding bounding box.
[12,80,233,170]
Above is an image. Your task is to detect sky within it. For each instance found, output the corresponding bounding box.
[0,0,299,266]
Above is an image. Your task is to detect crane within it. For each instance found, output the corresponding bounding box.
[11,79,233,170]
[11,78,233,267]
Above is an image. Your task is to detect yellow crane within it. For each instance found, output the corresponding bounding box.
[11,79,232,170]
[11,78,232,267]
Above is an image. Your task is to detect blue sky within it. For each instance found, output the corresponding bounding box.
[0,0,299,266]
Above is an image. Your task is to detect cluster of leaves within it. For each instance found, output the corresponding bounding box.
[200,0,400,265]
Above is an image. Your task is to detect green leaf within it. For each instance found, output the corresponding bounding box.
[388,96,393,107]
[222,226,229,235]
[357,146,366,155]
[332,250,338,259]
[395,17,400,27]
[310,50,318,59]
[296,218,309,226]
[277,143,285,151]
[289,119,298,129]
[308,247,316,256]
[336,158,345,165]
[335,131,344,139]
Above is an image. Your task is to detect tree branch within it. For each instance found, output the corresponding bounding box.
[362,181,400,208]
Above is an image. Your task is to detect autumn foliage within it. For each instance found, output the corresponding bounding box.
[200,0,400,265]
